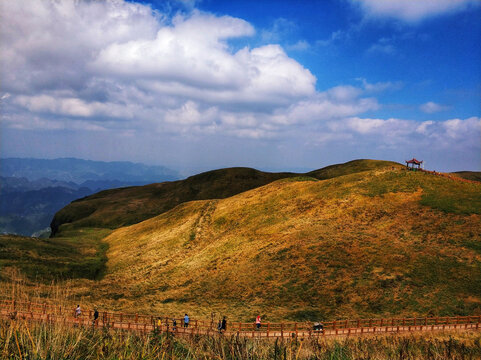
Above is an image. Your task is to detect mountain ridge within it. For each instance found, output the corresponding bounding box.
[50,159,402,236]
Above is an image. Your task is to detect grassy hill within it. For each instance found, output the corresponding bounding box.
[80,168,481,321]
[2,160,479,322]
[50,160,401,236]
[452,171,481,182]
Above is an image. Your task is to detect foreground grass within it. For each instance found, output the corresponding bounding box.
[1,318,480,360]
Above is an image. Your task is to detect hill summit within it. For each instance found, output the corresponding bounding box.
[50,159,401,236]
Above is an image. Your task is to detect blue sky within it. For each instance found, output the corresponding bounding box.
[0,0,480,174]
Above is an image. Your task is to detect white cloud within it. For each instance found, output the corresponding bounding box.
[1,0,384,140]
[286,40,311,52]
[420,101,450,113]
[356,78,403,92]
[351,0,480,22]
[324,116,481,150]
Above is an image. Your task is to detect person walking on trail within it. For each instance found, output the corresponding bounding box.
[184,313,190,328]
[221,316,227,332]
[75,305,81,318]
[217,319,222,333]
[256,315,261,329]
[172,319,177,331]
[93,308,99,325]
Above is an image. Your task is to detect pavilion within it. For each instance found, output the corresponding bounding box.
[405,158,423,170]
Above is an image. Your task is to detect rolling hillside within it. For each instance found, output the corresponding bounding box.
[1,160,479,322]
[89,168,480,321]
[50,159,401,236]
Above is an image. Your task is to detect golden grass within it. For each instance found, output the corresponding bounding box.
[2,168,480,323]
[2,315,481,359]
[56,168,480,321]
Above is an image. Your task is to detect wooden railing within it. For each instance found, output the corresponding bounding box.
[1,299,480,338]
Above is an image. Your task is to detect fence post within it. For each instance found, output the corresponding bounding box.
[136,313,138,323]
[295,323,298,337]
[267,322,270,338]
[281,323,284,338]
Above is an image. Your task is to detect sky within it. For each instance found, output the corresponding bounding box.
[0,0,480,175]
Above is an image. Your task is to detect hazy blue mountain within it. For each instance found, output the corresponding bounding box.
[0,176,79,192]
[0,182,93,236]
[0,158,180,236]
[0,158,179,183]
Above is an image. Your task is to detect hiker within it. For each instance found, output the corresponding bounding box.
[221,316,227,332]
[75,305,81,318]
[256,315,261,329]
[184,313,189,328]
[217,319,222,333]
[93,308,99,325]
[157,317,162,330]
[172,318,177,331]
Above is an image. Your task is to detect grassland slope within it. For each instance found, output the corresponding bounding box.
[90,168,481,321]
[50,160,401,236]
[452,171,481,182]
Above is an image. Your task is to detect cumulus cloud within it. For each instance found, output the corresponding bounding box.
[351,0,480,22]
[420,101,450,113]
[0,0,383,139]
[324,116,481,150]
[1,0,478,173]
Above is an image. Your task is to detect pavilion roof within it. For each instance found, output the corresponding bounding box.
[406,158,423,165]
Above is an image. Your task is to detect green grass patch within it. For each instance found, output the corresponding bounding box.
[0,229,111,281]
[361,171,481,215]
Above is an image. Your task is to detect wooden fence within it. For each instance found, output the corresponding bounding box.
[1,299,480,339]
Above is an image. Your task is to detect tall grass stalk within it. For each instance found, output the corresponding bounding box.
[1,318,480,359]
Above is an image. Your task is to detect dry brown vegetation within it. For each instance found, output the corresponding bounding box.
[2,316,481,359]
[41,168,481,322]
[1,160,480,325]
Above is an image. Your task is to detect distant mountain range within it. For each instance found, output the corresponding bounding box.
[0,158,178,184]
[0,158,179,236]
